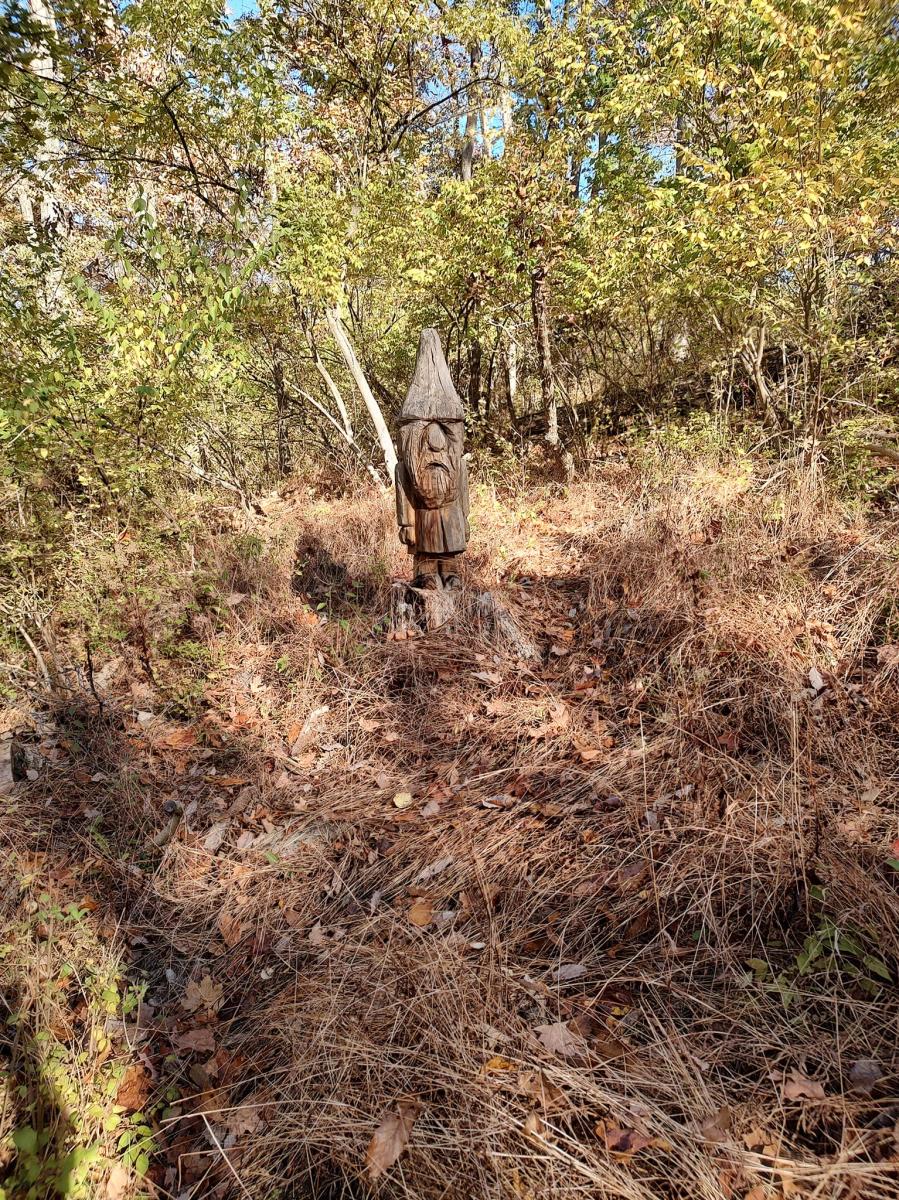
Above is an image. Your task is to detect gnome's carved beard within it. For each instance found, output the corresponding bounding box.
[400,420,462,510]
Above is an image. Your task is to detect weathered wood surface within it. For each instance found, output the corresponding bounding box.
[395,329,470,581]
[388,581,537,658]
[388,580,459,638]
[472,591,539,659]
[388,331,536,654]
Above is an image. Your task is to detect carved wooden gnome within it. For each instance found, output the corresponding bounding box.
[395,329,470,590]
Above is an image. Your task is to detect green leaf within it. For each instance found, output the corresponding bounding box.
[55,1144,100,1193]
[862,955,891,982]
[12,1127,38,1155]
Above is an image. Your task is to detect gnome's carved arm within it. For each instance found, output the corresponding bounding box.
[395,461,416,546]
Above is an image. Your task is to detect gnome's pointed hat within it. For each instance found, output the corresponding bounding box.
[399,328,464,423]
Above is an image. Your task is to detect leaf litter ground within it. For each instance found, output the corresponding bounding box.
[2,456,898,1199]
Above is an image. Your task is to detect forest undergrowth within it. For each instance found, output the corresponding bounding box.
[2,442,898,1200]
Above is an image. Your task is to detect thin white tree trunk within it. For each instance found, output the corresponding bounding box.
[21,0,65,299]
[325,306,398,480]
[305,325,354,437]
[460,42,482,182]
[298,389,387,491]
[500,71,513,143]
[506,338,518,411]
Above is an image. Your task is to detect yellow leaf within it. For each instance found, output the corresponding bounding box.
[482,1055,516,1073]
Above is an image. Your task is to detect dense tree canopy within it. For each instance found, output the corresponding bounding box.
[1,0,897,532]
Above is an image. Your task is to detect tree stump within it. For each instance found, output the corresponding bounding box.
[388,581,538,657]
[389,579,459,638]
[472,591,539,660]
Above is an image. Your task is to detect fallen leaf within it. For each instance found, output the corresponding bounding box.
[877,643,899,667]
[174,1027,216,1053]
[415,856,452,883]
[392,792,414,809]
[164,725,197,749]
[481,1055,516,1073]
[553,963,587,983]
[115,1064,150,1112]
[182,975,224,1015]
[517,1070,566,1111]
[700,1105,732,1143]
[848,1057,882,1095]
[365,1101,420,1180]
[534,1020,587,1059]
[308,922,327,946]
[420,799,440,818]
[105,1164,130,1200]
[782,1069,826,1101]
[408,898,433,927]
[218,911,245,949]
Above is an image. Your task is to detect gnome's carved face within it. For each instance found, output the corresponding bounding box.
[400,418,463,510]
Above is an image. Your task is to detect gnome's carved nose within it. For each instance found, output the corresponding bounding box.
[426,423,446,452]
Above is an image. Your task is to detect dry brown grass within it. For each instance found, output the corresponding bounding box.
[2,444,898,1199]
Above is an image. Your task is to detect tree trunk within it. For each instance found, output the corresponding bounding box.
[326,306,398,480]
[460,43,482,182]
[273,359,291,476]
[305,321,354,437]
[505,337,519,427]
[20,0,65,300]
[674,111,687,177]
[739,324,776,421]
[468,338,482,417]
[531,265,559,446]
[296,387,387,492]
[500,64,513,147]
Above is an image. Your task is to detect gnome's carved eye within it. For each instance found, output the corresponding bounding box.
[426,423,447,452]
